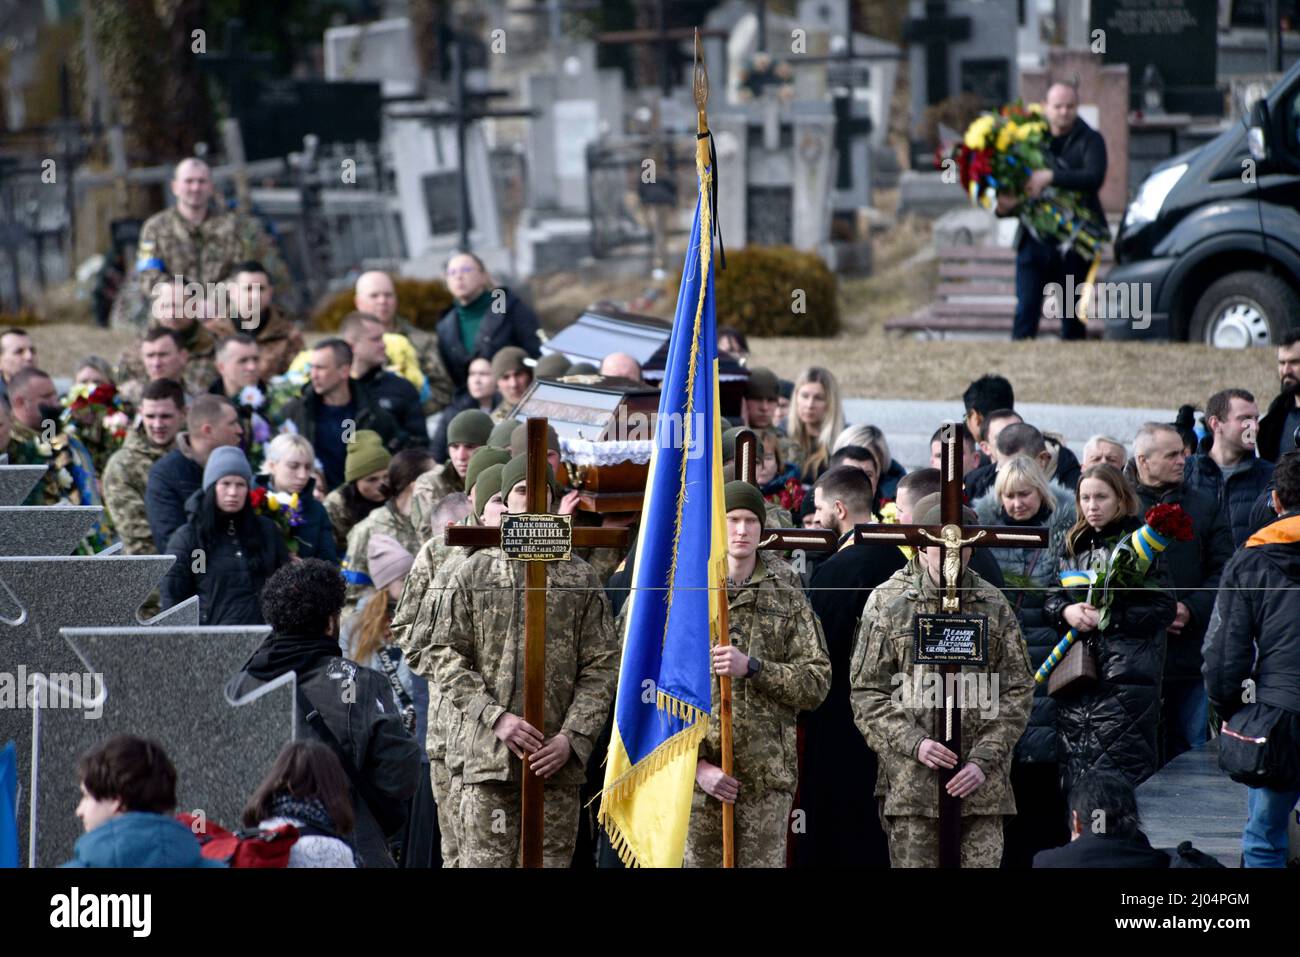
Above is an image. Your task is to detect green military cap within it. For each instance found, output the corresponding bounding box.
[500,452,558,504]
[488,418,518,449]
[344,430,391,483]
[744,367,780,401]
[491,345,530,379]
[913,493,977,528]
[447,409,494,447]
[510,422,561,457]
[464,446,511,496]
[534,352,571,378]
[566,362,599,376]
[724,479,767,530]
[473,463,506,517]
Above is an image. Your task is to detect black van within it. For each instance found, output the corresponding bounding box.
[1104,60,1300,347]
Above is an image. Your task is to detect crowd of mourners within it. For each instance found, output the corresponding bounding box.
[3,249,1299,870]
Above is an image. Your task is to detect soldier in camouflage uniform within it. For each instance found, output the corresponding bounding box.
[101,380,185,555]
[685,482,831,868]
[205,261,304,381]
[488,346,533,423]
[409,409,493,535]
[428,454,620,868]
[849,500,1033,868]
[115,282,219,402]
[341,449,436,611]
[741,368,800,471]
[114,158,288,333]
[393,462,508,867]
[355,270,456,415]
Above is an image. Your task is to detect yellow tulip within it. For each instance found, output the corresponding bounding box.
[290,493,300,511]
[267,495,280,512]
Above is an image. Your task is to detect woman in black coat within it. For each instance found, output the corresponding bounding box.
[162,446,291,625]
[258,432,338,563]
[1043,464,1176,793]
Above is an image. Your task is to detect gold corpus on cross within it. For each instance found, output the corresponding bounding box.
[916,525,987,612]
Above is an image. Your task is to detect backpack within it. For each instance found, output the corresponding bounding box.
[176,812,302,868]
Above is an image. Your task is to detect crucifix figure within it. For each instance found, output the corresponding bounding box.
[442,417,627,867]
[851,421,1044,868]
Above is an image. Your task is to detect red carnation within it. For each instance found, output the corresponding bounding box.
[779,477,804,514]
[249,487,268,509]
[1144,503,1194,542]
[89,383,115,406]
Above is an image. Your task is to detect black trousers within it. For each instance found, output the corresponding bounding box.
[1002,760,1069,867]
[1014,236,1090,340]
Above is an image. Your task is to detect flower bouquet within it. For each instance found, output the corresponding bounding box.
[943,102,1110,261]
[1035,503,1194,684]
[250,487,306,554]
[265,370,307,424]
[61,382,132,474]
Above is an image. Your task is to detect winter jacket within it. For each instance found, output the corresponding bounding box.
[61,812,224,868]
[876,459,907,501]
[973,486,1075,763]
[1043,517,1177,791]
[435,288,541,394]
[1044,435,1081,492]
[355,364,429,447]
[160,489,291,625]
[430,390,500,463]
[1032,830,1171,869]
[341,591,431,752]
[1032,116,1107,233]
[1256,389,1300,463]
[253,475,338,564]
[279,378,407,455]
[1133,481,1233,680]
[145,431,206,552]
[231,651,422,868]
[102,423,174,555]
[1183,452,1275,549]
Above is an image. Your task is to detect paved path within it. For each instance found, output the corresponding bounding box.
[843,398,1176,474]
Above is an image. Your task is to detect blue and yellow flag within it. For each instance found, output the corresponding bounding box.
[598,136,728,868]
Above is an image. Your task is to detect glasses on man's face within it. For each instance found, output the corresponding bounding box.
[447,266,479,277]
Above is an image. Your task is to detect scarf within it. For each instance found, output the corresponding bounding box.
[269,794,340,835]
[244,631,341,681]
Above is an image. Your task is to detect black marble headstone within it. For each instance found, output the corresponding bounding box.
[1091,0,1222,115]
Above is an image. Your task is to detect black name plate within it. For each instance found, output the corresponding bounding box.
[913,613,989,666]
[500,513,572,561]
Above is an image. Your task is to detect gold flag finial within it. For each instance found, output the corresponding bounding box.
[693,28,709,133]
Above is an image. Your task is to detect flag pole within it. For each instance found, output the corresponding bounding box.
[693,27,734,870]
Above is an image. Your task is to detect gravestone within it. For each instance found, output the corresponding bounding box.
[0,507,103,557]
[323,16,423,97]
[0,465,44,506]
[0,548,198,862]
[1021,49,1130,216]
[30,625,293,868]
[1091,0,1221,116]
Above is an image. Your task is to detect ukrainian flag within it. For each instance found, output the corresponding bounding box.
[598,134,727,868]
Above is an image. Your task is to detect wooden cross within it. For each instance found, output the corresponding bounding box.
[444,417,628,868]
[734,429,837,556]
[851,421,1046,868]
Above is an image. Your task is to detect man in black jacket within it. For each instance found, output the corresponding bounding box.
[435,252,541,397]
[1131,423,1234,764]
[1033,773,1171,868]
[1203,451,1300,868]
[145,394,243,551]
[796,466,905,867]
[1183,388,1274,548]
[339,312,428,446]
[998,81,1108,341]
[280,338,406,490]
[1257,332,1300,463]
[232,559,421,868]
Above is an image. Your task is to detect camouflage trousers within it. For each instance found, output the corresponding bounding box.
[683,788,792,868]
[880,810,1005,868]
[458,781,580,868]
[430,759,462,868]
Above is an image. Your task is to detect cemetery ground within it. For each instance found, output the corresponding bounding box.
[19,214,1278,409]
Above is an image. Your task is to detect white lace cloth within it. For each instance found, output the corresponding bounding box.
[560,438,656,467]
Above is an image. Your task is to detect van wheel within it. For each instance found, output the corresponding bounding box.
[1188,271,1300,347]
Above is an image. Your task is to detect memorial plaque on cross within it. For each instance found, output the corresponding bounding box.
[444,417,628,868]
[851,421,1046,868]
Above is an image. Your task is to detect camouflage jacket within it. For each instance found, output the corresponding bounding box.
[101,424,174,555]
[116,320,219,406]
[409,462,463,537]
[490,402,517,424]
[428,547,619,787]
[323,487,356,555]
[391,519,476,770]
[207,305,305,381]
[698,553,831,795]
[342,500,423,610]
[764,500,794,529]
[136,206,280,295]
[849,561,1033,818]
[396,317,455,416]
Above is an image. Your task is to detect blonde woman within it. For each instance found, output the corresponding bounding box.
[257,433,338,563]
[786,367,844,484]
[833,423,906,500]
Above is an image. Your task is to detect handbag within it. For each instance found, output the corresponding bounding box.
[1048,638,1098,697]
[1218,703,1298,788]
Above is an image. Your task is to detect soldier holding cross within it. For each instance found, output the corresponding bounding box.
[849,495,1033,867]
